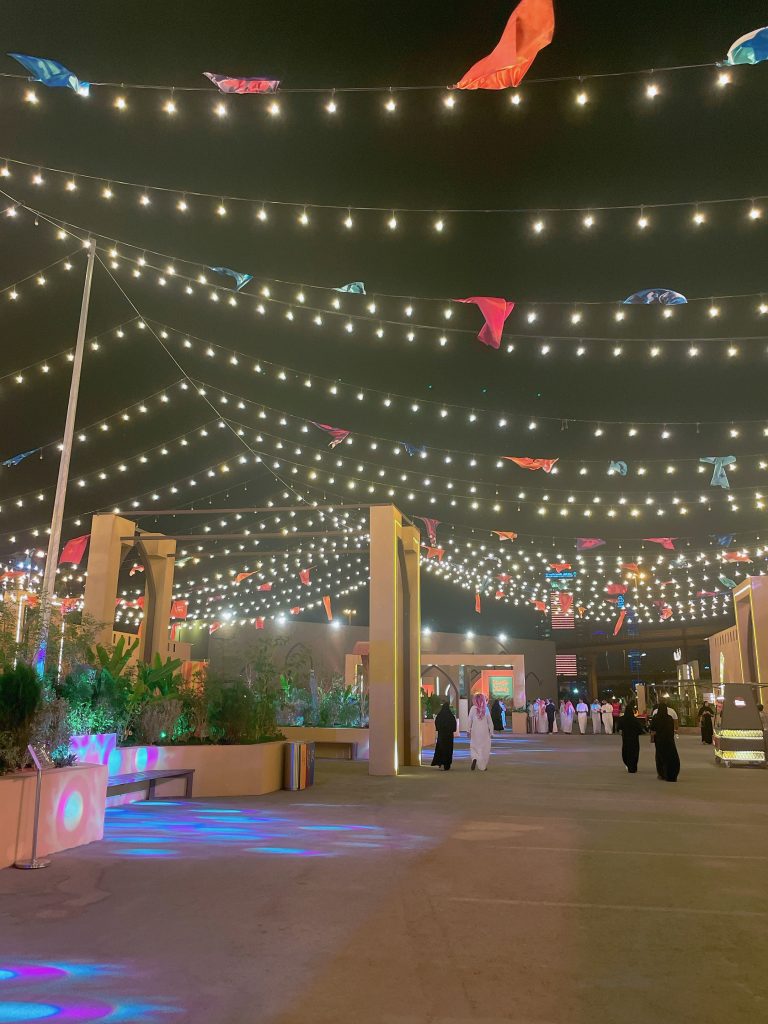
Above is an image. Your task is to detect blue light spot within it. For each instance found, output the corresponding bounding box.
[107,748,122,776]
[61,791,84,831]
[0,970,15,980]
[134,748,148,772]
[119,848,176,857]
[0,1005,59,1022]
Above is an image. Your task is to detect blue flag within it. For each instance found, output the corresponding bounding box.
[2,448,39,467]
[209,266,253,292]
[402,443,427,457]
[8,53,89,95]
[700,455,735,489]
[333,282,366,294]
[713,534,735,547]
[608,460,628,476]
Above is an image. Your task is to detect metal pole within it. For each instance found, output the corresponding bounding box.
[14,758,50,869]
[34,244,96,676]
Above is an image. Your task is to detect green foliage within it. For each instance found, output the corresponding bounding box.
[0,663,43,772]
[90,635,139,680]
[205,677,282,744]
[30,694,71,762]
[60,664,133,740]
[133,654,183,700]
[135,698,185,744]
[278,676,366,727]
[420,689,442,721]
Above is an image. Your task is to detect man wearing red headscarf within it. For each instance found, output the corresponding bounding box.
[468,692,494,771]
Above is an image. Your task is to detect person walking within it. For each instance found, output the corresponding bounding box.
[490,698,505,732]
[431,699,457,771]
[537,700,550,734]
[590,699,602,734]
[650,703,680,782]
[545,699,557,733]
[619,703,645,773]
[576,698,589,734]
[560,699,575,734]
[611,698,622,733]
[698,702,715,745]
[468,692,494,771]
[600,699,614,735]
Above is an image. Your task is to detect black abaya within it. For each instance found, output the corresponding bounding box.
[490,700,504,731]
[431,705,457,770]
[699,707,714,744]
[546,704,556,732]
[651,712,680,782]
[620,713,644,773]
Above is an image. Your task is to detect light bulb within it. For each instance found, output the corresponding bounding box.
[510,92,522,106]
[325,97,337,114]
[645,82,660,99]
[717,71,731,87]
[693,210,706,225]
[576,91,588,106]
[615,310,625,321]
[583,214,595,228]
[24,89,39,105]
[163,98,177,115]
[385,95,397,112]
[177,198,188,212]
[214,102,227,118]
[114,95,127,110]
[527,311,537,323]
[139,193,151,206]
[749,205,762,220]
[688,346,699,357]
[0,166,9,177]
[344,213,353,229]
[662,307,673,319]
[388,214,398,230]
[434,218,444,232]
[708,305,720,318]
[65,179,77,192]
[650,346,661,357]
[102,186,113,199]
[217,203,227,217]
[299,209,309,226]
[257,206,268,221]
[727,346,738,357]
[759,303,768,315]
[571,312,582,324]
[443,93,456,109]
[637,214,649,229]
[532,219,545,234]
[267,101,280,116]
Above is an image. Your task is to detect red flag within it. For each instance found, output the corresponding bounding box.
[235,571,258,584]
[723,552,752,563]
[414,516,440,547]
[299,568,312,585]
[576,538,605,551]
[310,422,350,449]
[558,592,573,616]
[257,582,273,591]
[495,590,505,599]
[26,594,39,609]
[455,0,555,90]
[60,597,79,613]
[290,606,301,615]
[475,593,482,614]
[59,534,89,565]
[0,569,27,580]
[322,595,332,621]
[454,297,515,349]
[129,563,144,576]
[170,600,188,619]
[203,72,280,94]
[660,606,673,620]
[613,609,627,636]
[504,457,558,473]
[621,563,640,574]
[209,621,222,634]
[497,574,512,583]
[425,546,445,561]
[606,583,628,596]
[493,530,518,541]
[255,617,265,629]
[644,537,676,551]
[549,562,571,572]
[533,599,547,612]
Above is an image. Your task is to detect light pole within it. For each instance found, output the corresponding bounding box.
[34,244,96,676]
[343,608,357,626]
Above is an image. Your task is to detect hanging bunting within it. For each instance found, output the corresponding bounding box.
[605,583,628,596]
[558,592,574,616]
[549,562,572,572]
[8,53,90,95]
[503,457,558,473]
[299,568,312,585]
[719,575,737,589]
[621,562,640,574]
[495,590,505,599]
[255,616,266,629]
[402,442,427,457]
[322,595,333,621]
[722,26,768,66]
[713,534,735,547]
[129,563,145,576]
[209,266,253,292]
[644,537,676,550]
[455,0,555,90]
[660,605,673,621]
[235,571,258,584]
[1,448,40,467]
[623,288,687,305]
[203,72,280,94]
[257,582,273,591]
[533,599,547,612]
[497,574,512,583]
[60,597,79,614]
[613,608,627,636]
[290,606,301,615]
[453,297,515,349]
[310,422,351,449]
[576,538,605,551]
[170,600,188,619]
[722,552,752,563]
[700,455,736,489]
[493,530,518,541]
[414,516,440,547]
[425,546,445,561]
[475,593,482,614]
[59,534,89,566]
[0,570,28,581]
[333,282,366,294]
[608,460,628,476]
[209,621,223,634]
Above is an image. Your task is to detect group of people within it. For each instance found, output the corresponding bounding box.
[432,691,684,782]
[527,697,623,735]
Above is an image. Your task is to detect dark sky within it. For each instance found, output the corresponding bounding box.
[0,1,766,636]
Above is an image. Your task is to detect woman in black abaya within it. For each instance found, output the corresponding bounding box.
[649,703,680,782]
[620,704,644,773]
[698,702,714,744]
[431,700,458,770]
[490,699,505,732]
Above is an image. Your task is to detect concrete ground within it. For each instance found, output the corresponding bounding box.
[2,733,768,1024]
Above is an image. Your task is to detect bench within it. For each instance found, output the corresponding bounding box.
[107,768,195,800]
[314,741,358,761]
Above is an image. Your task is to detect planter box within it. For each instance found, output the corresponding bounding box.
[421,719,437,749]
[107,742,286,804]
[0,763,107,870]
[281,726,370,760]
[508,713,529,735]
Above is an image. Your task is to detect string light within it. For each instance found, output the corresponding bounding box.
[267,100,280,117]
[384,91,397,113]
[509,92,522,106]
[163,97,177,115]
[645,82,660,99]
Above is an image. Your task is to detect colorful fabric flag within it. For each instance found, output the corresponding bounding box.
[719,576,737,589]
[59,534,89,565]
[549,562,571,572]
[203,72,279,93]
[558,592,573,616]
[0,570,27,581]
[60,597,79,614]
[696,590,717,598]
[322,595,333,621]
[497,574,512,583]
[2,448,40,467]
[170,600,188,619]
[613,609,627,636]
[700,455,736,489]
[402,442,427,457]
[533,599,547,612]
[255,617,266,629]
[621,562,640,574]
[713,534,735,547]
[493,530,518,541]
[644,537,676,551]
[333,281,366,294]
[475,593,482,614]
[660,605,673,621]
[129,563,144,576]
[455,0,555,90]
[495,590,505,599]
[453,297,515,349]
[504,457,558,473]
[290,606,301,615]
[8,53,89,95]
[608,460,628,476]
[722,26,768,66]
[576,538,605,551]
[623,288,687,305]
[299,568,312,585]
[257,582,273,591]
[723,552,752,563]
[425,547,445,561]
[311,422,350,449]
[235,571,258,584]
[414,516,440,547]
[209,266,253,292]
[606,583,628,596]
[209,621,222,634]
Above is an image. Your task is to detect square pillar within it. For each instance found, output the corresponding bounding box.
[82,514,137,649]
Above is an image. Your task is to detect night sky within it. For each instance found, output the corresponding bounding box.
[1,0,766,638]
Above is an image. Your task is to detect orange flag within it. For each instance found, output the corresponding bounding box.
[475,593,482,614]
[322,595,333,621]
[493,530,518,541]
[455,0,555,90]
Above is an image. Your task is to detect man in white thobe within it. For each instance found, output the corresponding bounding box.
[576,699,589,734]
[590,700,602,734]
[600,700,614,734]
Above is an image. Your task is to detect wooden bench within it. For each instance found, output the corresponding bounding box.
[107,768,194,800]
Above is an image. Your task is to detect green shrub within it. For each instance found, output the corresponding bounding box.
[0,663,43,773]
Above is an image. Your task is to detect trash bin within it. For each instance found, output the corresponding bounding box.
[283,741,315,790]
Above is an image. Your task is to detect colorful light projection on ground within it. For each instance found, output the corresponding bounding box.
[85,801,426,859]
[0,961,180,1022]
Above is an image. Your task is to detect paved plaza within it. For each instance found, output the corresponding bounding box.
[2,734,767,1023]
